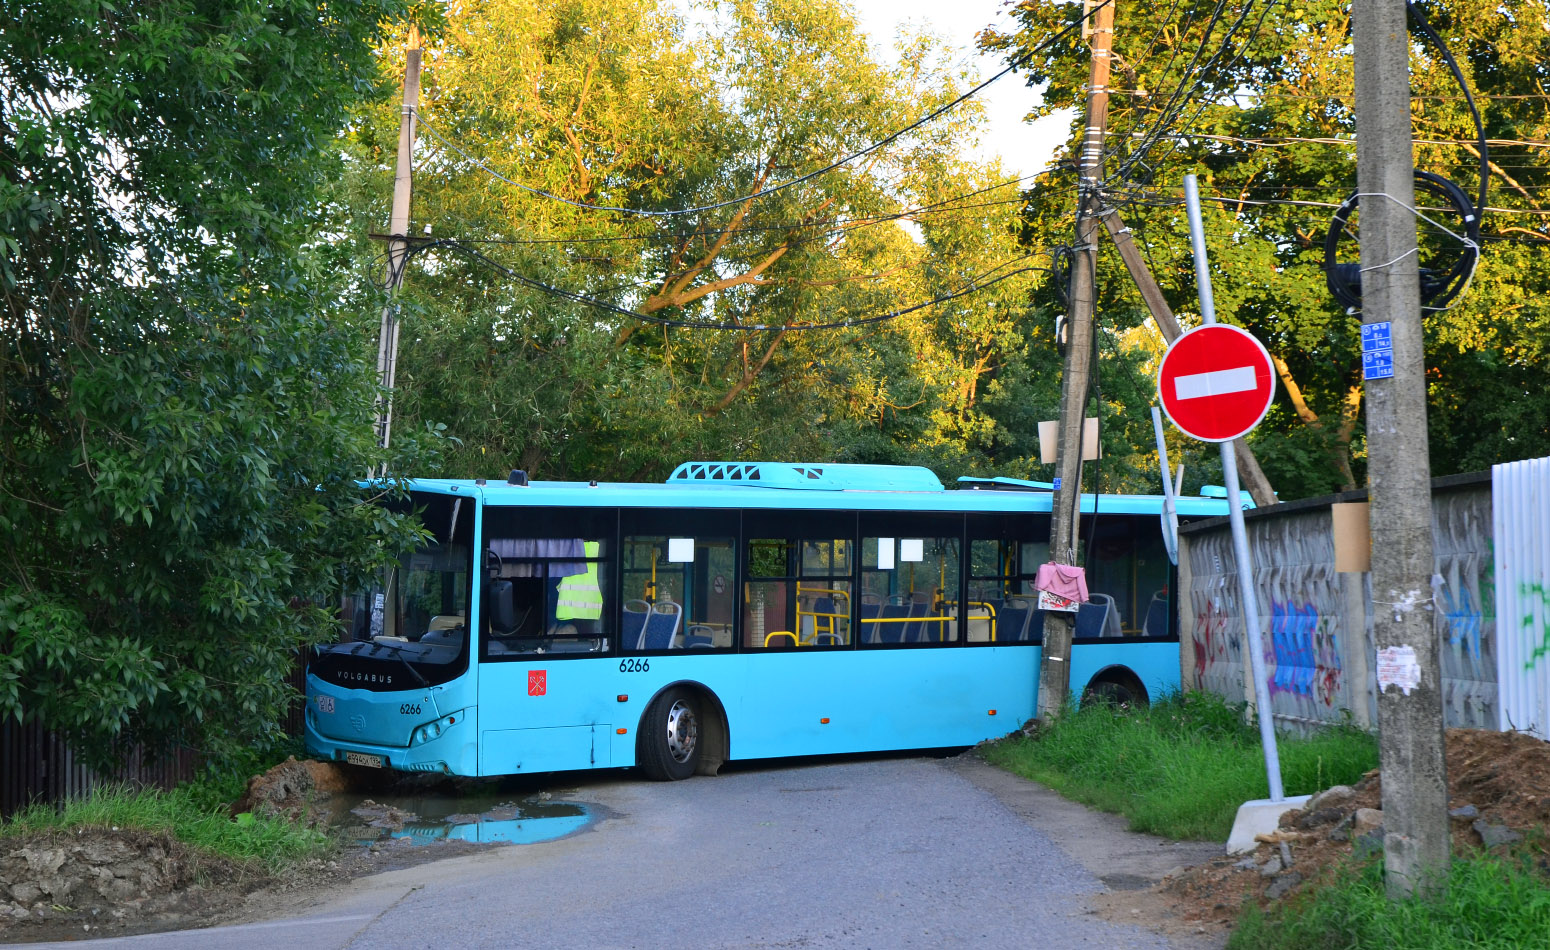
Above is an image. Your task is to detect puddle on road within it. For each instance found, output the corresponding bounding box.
[331,788,593,846]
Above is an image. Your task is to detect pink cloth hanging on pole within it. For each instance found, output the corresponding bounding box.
[1035,562,1089,604]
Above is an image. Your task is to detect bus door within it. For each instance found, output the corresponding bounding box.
[474,506,618,775]
[733,510,862,756]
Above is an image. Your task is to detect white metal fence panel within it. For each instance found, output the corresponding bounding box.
[1493,456,1550,738]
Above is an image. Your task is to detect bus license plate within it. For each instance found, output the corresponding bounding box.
[344,752,383,768]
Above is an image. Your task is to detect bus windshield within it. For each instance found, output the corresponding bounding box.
[312,492,475,690]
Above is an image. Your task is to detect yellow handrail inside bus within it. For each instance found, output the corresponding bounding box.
[796,585,851,645]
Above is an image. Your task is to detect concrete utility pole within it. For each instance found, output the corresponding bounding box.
[1351,0,1449,898]
[372,26,423,466]
[1038,0,1115,721]
[1099,208,1278,507]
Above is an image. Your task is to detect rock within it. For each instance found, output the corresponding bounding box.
[1258,855,1283,877]
[1,901,30,919]
[9,882,41,905]
[1305,785,1356,813]
[1233,858,1258,870]
[1472,820,1522,849]
[1265,871,1305,900]
[1352,808,1384,838]
[1353,831,1384,859]
[1296,807,1347,830]
[1328,813,1354,843]
[1449,804,1479,819]
[350,800,413,831]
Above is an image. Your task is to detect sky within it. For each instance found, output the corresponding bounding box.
[846,0,1075,175]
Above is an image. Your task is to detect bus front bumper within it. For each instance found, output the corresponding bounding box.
[304,705,479,777]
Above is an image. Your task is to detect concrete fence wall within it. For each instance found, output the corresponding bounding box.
[1178,471,1498,733]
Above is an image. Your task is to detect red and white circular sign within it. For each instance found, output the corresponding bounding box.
[1157,324,1276,443]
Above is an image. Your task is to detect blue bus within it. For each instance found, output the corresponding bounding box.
[305,461,1239,780]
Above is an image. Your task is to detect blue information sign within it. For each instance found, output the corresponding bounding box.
[1361,321,1395,380]
[1360,322,1393,350]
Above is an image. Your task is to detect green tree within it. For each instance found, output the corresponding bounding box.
[984,0,1550,499]
[0,0,428,765]
[342,0,1047,482]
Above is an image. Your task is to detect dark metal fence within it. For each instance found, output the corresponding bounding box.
[1,654,311,819]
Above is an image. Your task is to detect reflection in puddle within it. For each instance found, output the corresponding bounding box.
[334,792,592,846]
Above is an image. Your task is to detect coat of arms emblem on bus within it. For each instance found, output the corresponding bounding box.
[528,670,547,696]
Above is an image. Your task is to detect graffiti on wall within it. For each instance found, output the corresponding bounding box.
[1268,600,1343,709]
[1524,582,1550,670]
[1193,597,1235,685]
[1441,583,1484,661]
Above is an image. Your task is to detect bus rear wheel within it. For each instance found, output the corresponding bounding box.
[639,687,701,781]
[1084,677,1145,710]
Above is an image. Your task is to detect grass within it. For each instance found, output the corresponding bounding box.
[1230,851,1550,950]
[981,691,1378,840]
[0,741,334,874]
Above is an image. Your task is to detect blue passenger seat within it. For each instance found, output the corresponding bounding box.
[1075,599,1110,639]
[622,600,650,650]
[641,600,683,650]
[1142,592,1170,637]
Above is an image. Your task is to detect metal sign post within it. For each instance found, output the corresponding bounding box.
[1180,174,1285,803]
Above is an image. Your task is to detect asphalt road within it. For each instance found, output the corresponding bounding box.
[17,754,1223,950]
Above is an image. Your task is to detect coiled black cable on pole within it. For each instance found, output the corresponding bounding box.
[1323,170,1481,313]
[1322,1,1488,313]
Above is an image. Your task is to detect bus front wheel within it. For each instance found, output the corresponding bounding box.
[639,687,701,781]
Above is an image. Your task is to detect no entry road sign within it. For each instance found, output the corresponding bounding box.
[1157,324,1276,443]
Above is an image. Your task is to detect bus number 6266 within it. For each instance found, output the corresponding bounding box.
[619,658,650,673]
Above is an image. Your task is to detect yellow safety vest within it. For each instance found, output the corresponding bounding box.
[555,541,603,620]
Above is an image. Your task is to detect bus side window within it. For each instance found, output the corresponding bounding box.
[482,537,612,656]
[620,535,736,651]
[860,537,960,646]
[744,538,851,649]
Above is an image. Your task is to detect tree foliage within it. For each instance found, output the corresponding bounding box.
[985,0,1550,498]
[0,0,430,765]
[343,0,1054,482]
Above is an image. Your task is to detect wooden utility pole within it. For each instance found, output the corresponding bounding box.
[1038,0,1115,721]
[1351,0,1449,898]
[1100,207,1278,506]
[372,26,423,464]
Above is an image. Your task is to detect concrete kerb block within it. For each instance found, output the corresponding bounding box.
[1225,795,1312,854]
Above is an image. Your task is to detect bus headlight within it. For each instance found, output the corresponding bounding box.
[409,710,463,747]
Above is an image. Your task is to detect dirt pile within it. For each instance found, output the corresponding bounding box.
[0,828,245,929]
[1163,728,1550,929]
[229,756,359,825]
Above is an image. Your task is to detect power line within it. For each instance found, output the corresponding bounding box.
[1124,0,1282,181]
[413,1,1110,220]
[1147,131,1550,149]
[433,170,1057,248]
[408,238,1049,331]
[1116,188,1550,217]
[1109,0,1247,183]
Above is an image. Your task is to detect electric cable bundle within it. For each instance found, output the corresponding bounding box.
[1322,1,1488,313]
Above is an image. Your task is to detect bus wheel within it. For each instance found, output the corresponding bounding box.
[639,687,701,781]
[1084,677,1144,710]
